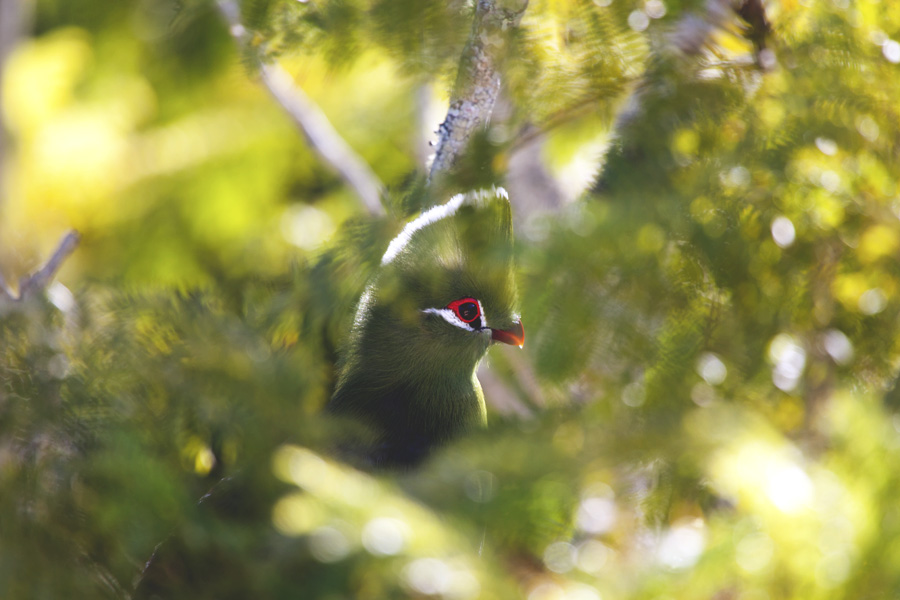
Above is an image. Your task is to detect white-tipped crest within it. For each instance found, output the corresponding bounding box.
[381,187,508,266]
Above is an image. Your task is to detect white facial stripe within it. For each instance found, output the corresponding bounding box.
[422,305,487,332]
[422,307,469,331]
[477,300,488,329]
[381,186,509,266]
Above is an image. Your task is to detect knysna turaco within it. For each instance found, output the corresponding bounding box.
[328,188,524,468]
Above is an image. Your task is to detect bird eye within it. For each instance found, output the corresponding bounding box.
[447,297,481,324]
[457,302,479,322]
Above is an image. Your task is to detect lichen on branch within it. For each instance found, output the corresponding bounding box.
[428,0,529,183]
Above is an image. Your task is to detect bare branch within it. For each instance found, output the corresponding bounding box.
[0,230,80,304]
[428,0,529,183]
[260,64,385,216]
[19,231,81,299]
[216,0,385,217]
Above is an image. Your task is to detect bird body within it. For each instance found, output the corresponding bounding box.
[328,188,523,467]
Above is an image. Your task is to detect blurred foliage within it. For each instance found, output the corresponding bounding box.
[4,0,900,599]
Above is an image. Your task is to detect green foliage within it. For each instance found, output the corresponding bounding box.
[4,0,900,599]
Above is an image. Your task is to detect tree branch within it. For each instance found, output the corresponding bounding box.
[427,0,529,183]
[216,0,385,217]
[0,230,80,303]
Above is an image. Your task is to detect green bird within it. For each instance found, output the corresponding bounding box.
[328,187,525,468]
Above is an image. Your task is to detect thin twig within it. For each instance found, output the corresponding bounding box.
[0,230,80,303]
[216,0,385,217]
[427,0,529,183]
[19,231,81,299]
[260,63,385,216]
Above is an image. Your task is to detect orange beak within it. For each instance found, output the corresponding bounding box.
[490,320,525,348]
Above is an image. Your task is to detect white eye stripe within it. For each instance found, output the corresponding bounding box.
[477,300,488,329]
[422,308,469,331]
[423,302,488,331]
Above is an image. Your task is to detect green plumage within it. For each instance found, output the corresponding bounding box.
[328,188,521,468]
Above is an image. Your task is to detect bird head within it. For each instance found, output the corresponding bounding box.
[356,187,524,374]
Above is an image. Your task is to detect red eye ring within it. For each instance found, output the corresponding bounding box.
[447,297,481,324]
